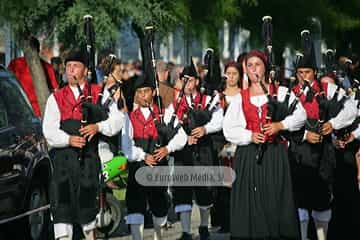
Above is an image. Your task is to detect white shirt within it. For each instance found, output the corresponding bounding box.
[121,106,187,162]
[98,86,125,163]
[42,84,124,148]
[223,86,306,146]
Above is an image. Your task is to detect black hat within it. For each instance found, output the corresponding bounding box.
[134,74,155,90]
[65,49,88,66]
[180,57,199,78]
[297,51,317,70]
[296,30,317,70]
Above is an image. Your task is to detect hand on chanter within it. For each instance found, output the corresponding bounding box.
[188,136,198,145]
[321,122,333,135]
[191,126,206,138]
[69,135,86,148]
[263,122,283,136]
[144,154,157,167]
[79,124,99,141]
[306,131,322,144]
[153,147,169,162]
[251,132,265,144]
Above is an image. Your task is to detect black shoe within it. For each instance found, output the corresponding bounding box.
[199,226,210,240]
[216,226,229,233]
[177,232,193,240]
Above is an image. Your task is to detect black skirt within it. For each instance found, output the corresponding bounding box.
[230,143,300,239]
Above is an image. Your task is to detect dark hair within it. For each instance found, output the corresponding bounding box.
[236,52,248,64]
[29,36,40,52]
[51,56,63,65]
[110,59,122,73]
[224,61,242,88]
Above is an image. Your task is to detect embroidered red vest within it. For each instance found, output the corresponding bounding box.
[174,92,208,120]
[53,83,101,121]
[129,104,161,140]
[241,86,277,142]
[292,81,328,120]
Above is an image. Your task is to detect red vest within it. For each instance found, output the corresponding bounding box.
[8,57,58,117]
[241,87,276,142]
[292,81,328,120]
[174,92,207,120]
[53,83,101,121]
[129,104,161,140]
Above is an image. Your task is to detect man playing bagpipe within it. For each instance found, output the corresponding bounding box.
[42,49,125,240]
[326,52,360,239]
[169,58,223,240]
[288,32,357,240]
[122,73,187,240]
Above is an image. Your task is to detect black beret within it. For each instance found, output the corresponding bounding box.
[65,50,88,66]
[134,74,155,90]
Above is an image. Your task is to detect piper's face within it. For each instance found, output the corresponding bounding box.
[297,67,316,85]
[66,61,87,86]
[184,76,198,95]
[136,87,154,107]
[246,56,266,83]
[225,66,240,88]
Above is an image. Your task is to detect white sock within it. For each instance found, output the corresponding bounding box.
[199,208,210,227]
[300,220,309,240]
[180,211,192,233]
[314,220,328,240]
[131,224,144,240]
[153,215,167,240]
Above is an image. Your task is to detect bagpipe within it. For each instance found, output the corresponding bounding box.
[255,16,291,163]
[181,49,222,135]
[139,25,183,150]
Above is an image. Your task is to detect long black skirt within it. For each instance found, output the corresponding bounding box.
[230,143,300,240]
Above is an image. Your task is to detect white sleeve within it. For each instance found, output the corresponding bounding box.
[204,105,224,134]
[121,114,146,162]
[223,94,253,145]
[97,103,124,137]
[281,91,307,131]
[42,94,70,148]
[352,124,360,139]
[329,97,357,130]
[163,107,187,153]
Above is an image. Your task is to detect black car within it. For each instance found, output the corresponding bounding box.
[0,65,53,239]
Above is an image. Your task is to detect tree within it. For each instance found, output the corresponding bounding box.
[0,0,74,116]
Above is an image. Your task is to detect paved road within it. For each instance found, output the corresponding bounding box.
[101,206,230,240]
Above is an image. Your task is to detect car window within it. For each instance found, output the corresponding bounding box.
[0,76,34,130]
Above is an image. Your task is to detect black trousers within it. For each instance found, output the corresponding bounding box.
[126,161,170,218]
[172,138,215,208]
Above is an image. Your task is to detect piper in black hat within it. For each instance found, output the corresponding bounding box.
[43,49,124,240]
[168,56,224,240]
[289,31,357,240]
[122,71,187,240]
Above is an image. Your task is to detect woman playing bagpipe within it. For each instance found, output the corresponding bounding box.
[223,47,307,239]
[121,25,187,240]
[223,16,307,240]
[288,31,357,240]
[168,57,224,240]
[325,53,360,239]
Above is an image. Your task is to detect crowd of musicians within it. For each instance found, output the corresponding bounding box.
[39,17,360,240]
